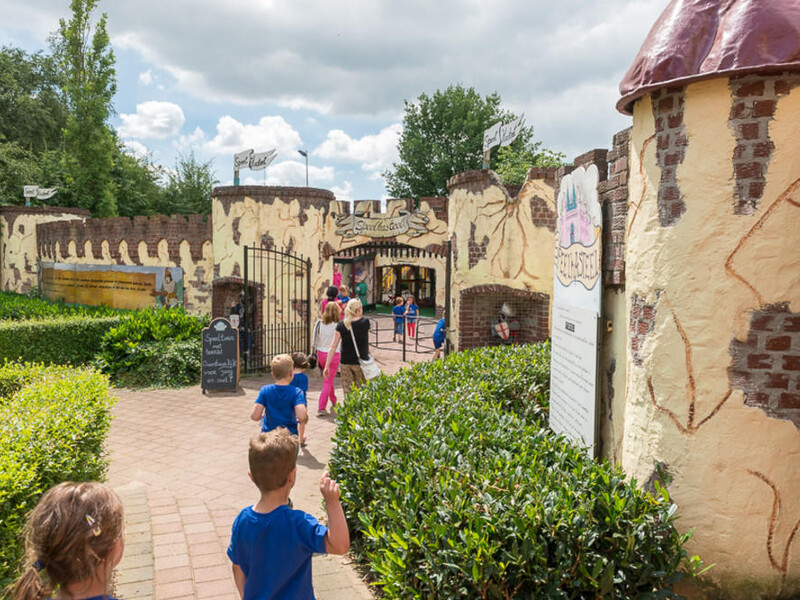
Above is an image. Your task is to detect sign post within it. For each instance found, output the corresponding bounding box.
[548,165,602,457]
[201,318,240,393]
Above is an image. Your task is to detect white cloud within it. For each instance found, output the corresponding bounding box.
[138,69,153,86]
[331,182,354,201]
[119,101,185,139]
[315,124,401,175]
[203,115,302,156]
[235,161,335,187]
[123,140,149,159]
[174,126,207,150]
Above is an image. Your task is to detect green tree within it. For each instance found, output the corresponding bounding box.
[156,152,217,215]
[112,143,163,217]
[53,0,117,217]
[494,142,568,185]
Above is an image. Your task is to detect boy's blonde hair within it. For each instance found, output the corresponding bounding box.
[249,430,298,492]
[271,354,293,380]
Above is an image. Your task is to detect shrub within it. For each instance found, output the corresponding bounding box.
[330,343,699,599]
[0,291,122,320]
[94,308,209,388]
[0,316,123,365]
[0,363,114,589]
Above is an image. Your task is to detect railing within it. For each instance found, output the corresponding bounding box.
[367,314,440,361]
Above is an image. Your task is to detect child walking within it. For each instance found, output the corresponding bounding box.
[404,295,419,338]
[290,352,310,446]
[314,302,341,416]
[228,429,350,599]
[392,296,405,343]
[250,354,308,443]
[10,481,126,600]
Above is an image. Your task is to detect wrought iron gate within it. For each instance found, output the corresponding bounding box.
[242,245,311,373]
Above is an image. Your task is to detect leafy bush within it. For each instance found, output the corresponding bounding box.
[0,291,122,320]
[94,308,209,388]
[0,316,123,365]
[330,343,699,599]
[0,363,114,589]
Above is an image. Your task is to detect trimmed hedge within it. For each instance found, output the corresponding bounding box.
[0,316,123,365]
[0,291,121,320]
[0,363,115,589]
[330,343,699,599]
[94,308,209,388]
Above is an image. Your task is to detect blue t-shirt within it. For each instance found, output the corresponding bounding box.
[432,318,446,346]
[392,305,405,324]
[228,505,328,600]
[405,303,419,321]
[256,384,305,435]
[291,373,309,402]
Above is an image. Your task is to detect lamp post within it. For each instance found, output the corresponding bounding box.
[297,150,308,187]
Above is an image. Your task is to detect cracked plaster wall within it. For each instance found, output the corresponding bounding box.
[624,76,800,596]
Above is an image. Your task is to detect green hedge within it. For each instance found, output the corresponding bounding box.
[0,291,122,320]
[0,363,115,589]
[0,316,123,365]
[94,308,209,388]
[330,343,700,599]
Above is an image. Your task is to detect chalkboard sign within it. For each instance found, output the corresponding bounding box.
[202,318,239,392]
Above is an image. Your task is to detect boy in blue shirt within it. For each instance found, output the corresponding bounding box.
[392,296,405,343]
[228,429,350,599]
[432,317,446,359]
[251,354,308,437]
[290,352,310,447]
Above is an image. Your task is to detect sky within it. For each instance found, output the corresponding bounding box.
[0,0,666,201]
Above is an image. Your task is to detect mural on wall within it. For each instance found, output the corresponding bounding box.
[40,262,184,310]
[549,165,602,455]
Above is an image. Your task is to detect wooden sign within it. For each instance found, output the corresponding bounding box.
[202,318,239,392]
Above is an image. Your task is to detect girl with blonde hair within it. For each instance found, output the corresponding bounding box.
[323,298,371,397]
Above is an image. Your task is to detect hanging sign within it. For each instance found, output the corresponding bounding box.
[335,210,430,239]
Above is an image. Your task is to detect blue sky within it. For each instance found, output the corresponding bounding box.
[0,0,666,201]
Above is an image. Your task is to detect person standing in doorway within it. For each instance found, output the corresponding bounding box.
[323,299,371,397]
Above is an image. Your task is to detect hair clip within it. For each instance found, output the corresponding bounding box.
[85,514,102,537]
[33,559,45,572]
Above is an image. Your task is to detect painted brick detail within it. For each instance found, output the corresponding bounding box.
[529,195,556,231]
[651,87,688,227]
[729,303,800,429]
[458,285,550,350]
[467,222,489,269]
[728,74,800,215]
[598,128,630,286]
[630,292,658,366]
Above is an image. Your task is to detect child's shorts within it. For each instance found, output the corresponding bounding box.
[394,322,403,335]
[434,337,444,349]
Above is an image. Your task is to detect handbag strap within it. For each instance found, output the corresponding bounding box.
[348,322,365,361]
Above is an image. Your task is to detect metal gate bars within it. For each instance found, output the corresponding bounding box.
[242,245,311,373]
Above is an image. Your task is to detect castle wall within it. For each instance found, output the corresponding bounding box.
[622,74,800,596]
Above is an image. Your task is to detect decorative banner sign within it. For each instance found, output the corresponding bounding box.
[233,148,277,172]
[24,185,58,200]
[335,210,430,239]
[201,318,239,392]
[549,165,602,457]
[483,114,526,153]
[40,263,184,310]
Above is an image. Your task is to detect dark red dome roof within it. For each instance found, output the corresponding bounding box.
[617,0,800,115]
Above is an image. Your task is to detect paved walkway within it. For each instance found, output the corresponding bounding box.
[109,315,438,599]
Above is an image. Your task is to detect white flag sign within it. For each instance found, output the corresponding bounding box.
[23,185,58,200]
[483,121,502,153]
[249,150,277,171]
[234,149,253,170]
[500,115,525,147]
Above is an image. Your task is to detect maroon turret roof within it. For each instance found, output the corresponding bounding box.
[617,0,800,115]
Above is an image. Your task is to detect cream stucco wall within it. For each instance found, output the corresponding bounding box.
[624,78,799,597]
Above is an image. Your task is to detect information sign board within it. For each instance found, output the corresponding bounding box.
[202,318,239,392]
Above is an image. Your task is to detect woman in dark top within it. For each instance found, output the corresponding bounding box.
[323,298,371,397]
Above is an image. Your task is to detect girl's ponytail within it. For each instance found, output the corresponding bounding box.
[9,563,52,600]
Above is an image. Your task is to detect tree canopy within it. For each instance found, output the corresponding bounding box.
[384,84,566,198]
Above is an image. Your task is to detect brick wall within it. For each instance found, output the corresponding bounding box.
[728,73,800,215]
[651,86,688,227]
[729,303,800,429]
[467,222,489,268]
[529,195,557,232]
[37,214,211,264]
[458,285,549,350]
[599,128,631,286]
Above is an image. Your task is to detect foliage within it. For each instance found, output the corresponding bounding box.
[494,142,568,185]
[53,0,118,216]
[0,363,114,589]
[0,291,121,320]
[330,343,701,599]
[0,316,123,365]
[94,308,209,387]
[112,143,164,217]
[155,151,217,215]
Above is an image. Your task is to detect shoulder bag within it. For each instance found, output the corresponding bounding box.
[348,322,381,380]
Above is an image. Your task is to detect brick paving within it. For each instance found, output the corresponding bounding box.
[108,314,438,599]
